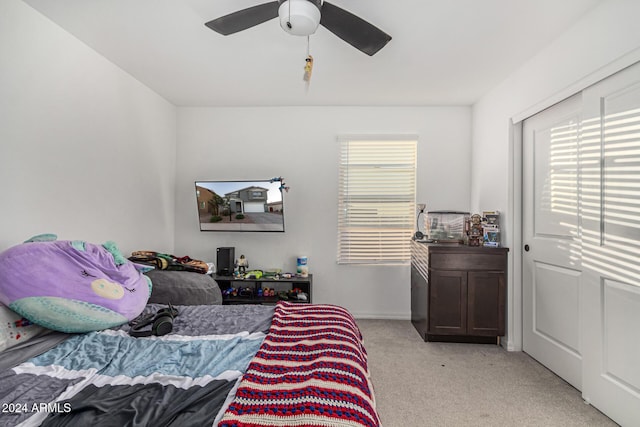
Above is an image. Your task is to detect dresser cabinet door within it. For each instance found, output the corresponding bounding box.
[467,271,505,336]
[429,270,467,335]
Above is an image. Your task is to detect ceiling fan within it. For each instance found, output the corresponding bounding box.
[204,0,392,56]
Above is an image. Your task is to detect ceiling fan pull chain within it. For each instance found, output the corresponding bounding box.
[303,42,313,89]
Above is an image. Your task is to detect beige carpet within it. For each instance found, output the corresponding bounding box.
[356,319,617,427]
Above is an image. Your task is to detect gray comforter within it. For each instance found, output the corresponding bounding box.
[0,304,274,427]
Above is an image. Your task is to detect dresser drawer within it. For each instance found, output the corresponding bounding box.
[431,252,505,271]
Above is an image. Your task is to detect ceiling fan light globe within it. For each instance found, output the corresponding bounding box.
[278,0,321,36]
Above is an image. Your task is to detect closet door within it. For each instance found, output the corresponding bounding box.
[522,94,583,390]
[580,62,640,426]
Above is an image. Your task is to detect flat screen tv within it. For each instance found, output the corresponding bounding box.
[195,179,285,232]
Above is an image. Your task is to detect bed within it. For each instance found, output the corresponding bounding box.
[0,301,380,426]
[0,239,379,426]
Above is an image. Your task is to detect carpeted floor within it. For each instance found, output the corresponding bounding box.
[356,319,617,427]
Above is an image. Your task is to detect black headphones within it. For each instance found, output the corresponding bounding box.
[129,304,179,337]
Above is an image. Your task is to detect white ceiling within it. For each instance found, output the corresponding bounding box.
[23,0,603,107]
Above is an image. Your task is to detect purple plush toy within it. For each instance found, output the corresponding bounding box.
[0,235,151,333]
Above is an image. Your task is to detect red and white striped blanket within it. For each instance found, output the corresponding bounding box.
[219,301,380,427]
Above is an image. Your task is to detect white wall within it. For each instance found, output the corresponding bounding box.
[0,0,177,255]
[3,1,471,320]
[175,106,471,318]
[470,0,640,349]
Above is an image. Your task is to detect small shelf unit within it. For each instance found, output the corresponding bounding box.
[212,274,313,305]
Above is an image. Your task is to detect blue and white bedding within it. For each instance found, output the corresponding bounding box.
[0,304,274,427]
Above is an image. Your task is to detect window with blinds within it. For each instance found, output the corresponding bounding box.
[337,136,417,264]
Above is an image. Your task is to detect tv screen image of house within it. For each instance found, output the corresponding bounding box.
[195,180,285,232]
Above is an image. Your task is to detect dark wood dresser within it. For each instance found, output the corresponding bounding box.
[411,241,508,344]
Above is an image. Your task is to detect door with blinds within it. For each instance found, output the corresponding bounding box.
[522,93,583,391]
[579,63,640,427]
[522,62,640,426]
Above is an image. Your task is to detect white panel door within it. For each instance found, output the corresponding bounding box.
[522,93,583,390]
[580,62,640,427]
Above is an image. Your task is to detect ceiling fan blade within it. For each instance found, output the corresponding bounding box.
[320,2,391,56]
[205,2,280,36]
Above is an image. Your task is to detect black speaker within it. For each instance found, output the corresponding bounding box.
[216,247,235,276]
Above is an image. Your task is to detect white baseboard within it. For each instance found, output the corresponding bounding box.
[352,312,411,320]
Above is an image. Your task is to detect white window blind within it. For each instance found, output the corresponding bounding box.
[338,136,417,264]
